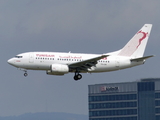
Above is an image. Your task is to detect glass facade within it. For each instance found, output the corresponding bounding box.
[89,101,137,109]
[138,82,155,91]
[90,109,137,117]
[89,93,137,120]
[155,92,160,120]
[89,117,137,120]
[89,94,137,102]
[89,79,160,120]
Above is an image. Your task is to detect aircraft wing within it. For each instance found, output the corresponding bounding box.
[68,55,109,71]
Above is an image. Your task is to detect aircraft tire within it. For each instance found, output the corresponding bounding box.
[74,74,82,81]
[24,73,28,77]
[74,75,78,80]
[77,74,82,80]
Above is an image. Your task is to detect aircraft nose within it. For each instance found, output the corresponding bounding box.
[7,58,14,65]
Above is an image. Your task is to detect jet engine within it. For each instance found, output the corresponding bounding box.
[46,64,69,75]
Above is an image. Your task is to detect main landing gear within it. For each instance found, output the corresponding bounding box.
[74,71,82,81]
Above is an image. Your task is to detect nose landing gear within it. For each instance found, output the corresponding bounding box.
[18,68,28,77]
[24,72,28,77]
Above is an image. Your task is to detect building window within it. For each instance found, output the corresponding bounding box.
[89,109,137,117]
[155,93,160,99]
[89,94,137,102]
[89,101,137,109]
[89,116,137,120]
[156,108,160,114]
[138,82,154,91]
[156,115,160,120]
[155,100,160,106]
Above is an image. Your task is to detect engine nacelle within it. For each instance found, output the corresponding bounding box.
[46,64,69,75]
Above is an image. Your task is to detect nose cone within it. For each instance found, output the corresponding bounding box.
[7,58,14,65]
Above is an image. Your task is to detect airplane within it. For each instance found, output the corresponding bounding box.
[8,24,154,81]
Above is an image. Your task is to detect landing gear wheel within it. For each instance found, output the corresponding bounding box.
[74,74,82,81]
[77,74,82,79]
[24,73,28,77]
[74,76,78,80]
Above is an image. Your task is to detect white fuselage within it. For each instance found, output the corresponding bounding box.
[8,52,144,73]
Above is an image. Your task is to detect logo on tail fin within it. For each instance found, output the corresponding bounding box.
[136,31,148,48]
[118,30,149,57]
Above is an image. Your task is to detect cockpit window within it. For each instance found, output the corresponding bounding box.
[15,56,23,58]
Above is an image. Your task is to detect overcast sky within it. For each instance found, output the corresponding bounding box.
[1,0,160,116]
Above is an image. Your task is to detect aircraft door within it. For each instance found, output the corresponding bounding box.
[115,57,120,68]
[29,53,34,63]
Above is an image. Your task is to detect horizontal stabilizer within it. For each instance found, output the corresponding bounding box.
[130,55,154,62]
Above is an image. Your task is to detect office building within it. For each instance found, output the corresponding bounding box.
[88,78,160,120]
